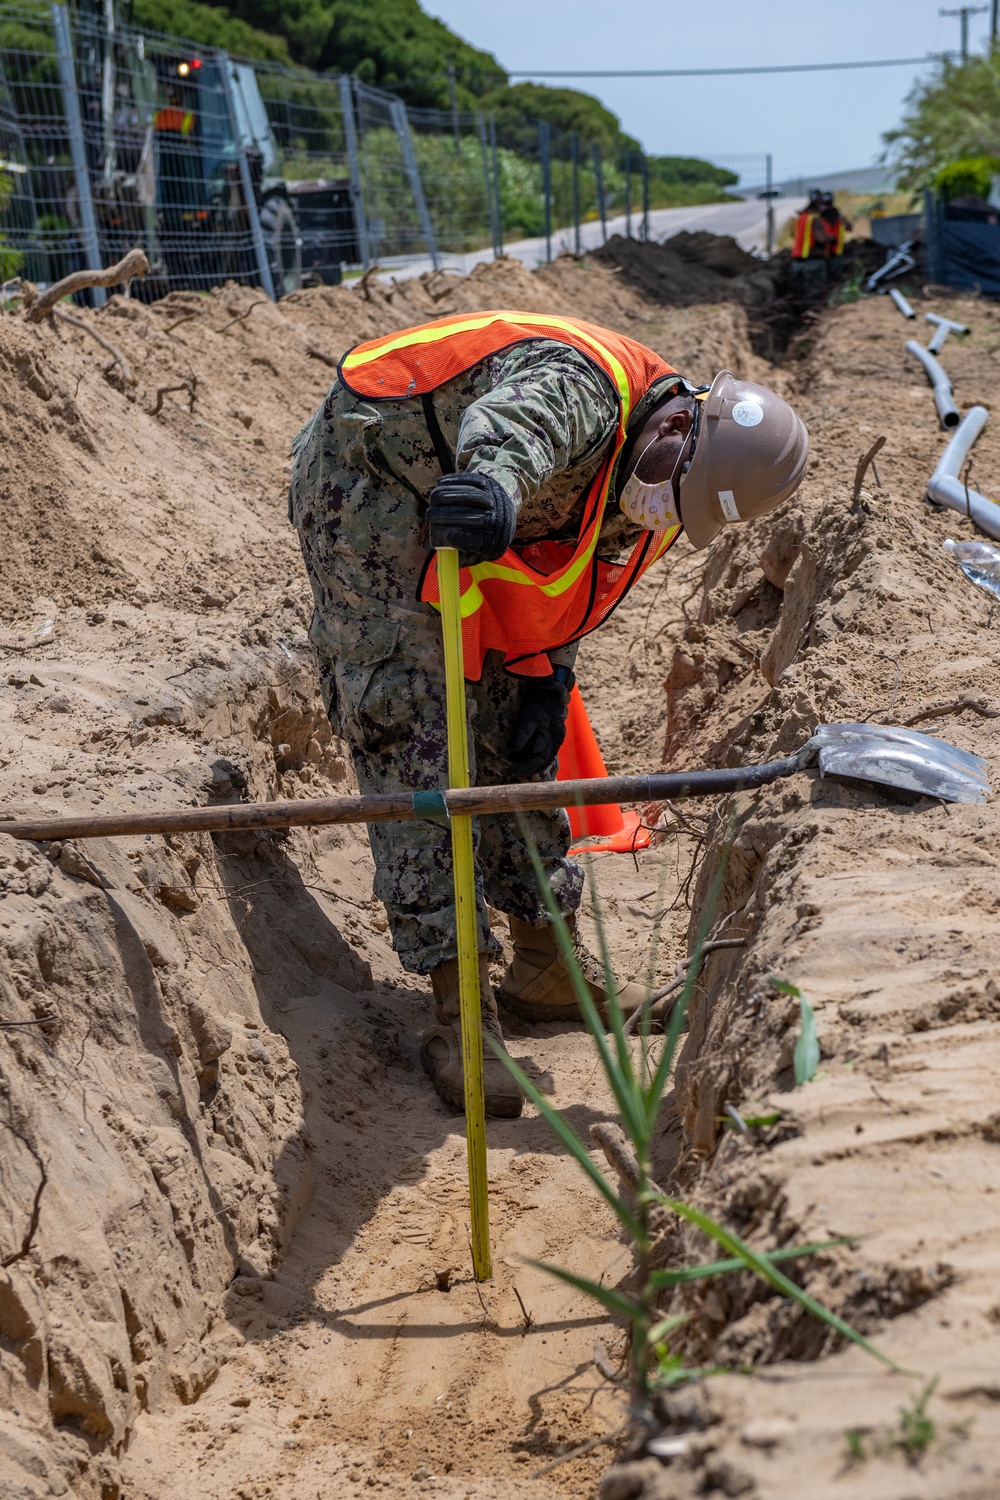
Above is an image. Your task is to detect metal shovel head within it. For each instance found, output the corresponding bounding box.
[803,722,990,804]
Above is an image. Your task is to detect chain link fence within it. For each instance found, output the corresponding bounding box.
[1,5,781,303]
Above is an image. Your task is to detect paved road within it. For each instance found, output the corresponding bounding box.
[376,195,802,282]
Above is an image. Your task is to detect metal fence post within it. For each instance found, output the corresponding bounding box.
[641,152,649,241]
[625,153,632,238]
[51,3,105,305]
[390,98,439,270]
[339,74,370,270]
[218,52,275,299]
[539,120,551,262]
[593,143,607,245]
[571,132,581,255]
[766,152,774,257]
[476,111,499,259]
[489,113,503,256]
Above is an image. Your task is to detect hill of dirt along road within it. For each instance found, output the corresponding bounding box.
[2,244,1000,1500]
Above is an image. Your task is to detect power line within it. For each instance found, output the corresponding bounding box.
[504,56,953,79]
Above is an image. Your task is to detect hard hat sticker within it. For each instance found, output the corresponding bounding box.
[732,400,764,428]
[718,489,741,523]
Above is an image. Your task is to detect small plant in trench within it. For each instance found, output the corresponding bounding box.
[770,977,821,1085]
[890,1378,938,1464]
[491,838,899,1432]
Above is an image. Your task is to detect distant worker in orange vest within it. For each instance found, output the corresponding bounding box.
[819,191,851,257]
[289,312,809,1116]
[792,189,824,261]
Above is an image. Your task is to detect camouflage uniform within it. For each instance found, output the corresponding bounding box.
[288,339,657,976]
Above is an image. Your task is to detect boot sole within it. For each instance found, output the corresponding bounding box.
[419,1044,525,1119]
[499,989,664,1033]
[498,990,590,1025]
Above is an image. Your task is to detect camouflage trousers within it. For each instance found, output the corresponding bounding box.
[289,382,584,976]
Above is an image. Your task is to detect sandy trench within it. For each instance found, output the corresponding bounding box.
[0,255,1000,1500]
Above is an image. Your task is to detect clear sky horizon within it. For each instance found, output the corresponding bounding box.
[425,0,987,182]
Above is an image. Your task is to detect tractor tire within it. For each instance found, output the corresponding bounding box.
[259,193,302,298]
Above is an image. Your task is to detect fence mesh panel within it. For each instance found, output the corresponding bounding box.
[0,2,77,288]
[405,104,495,259]
[252,61,356,284]
[0,6,780,300]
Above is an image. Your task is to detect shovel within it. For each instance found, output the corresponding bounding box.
[1,724,988,849]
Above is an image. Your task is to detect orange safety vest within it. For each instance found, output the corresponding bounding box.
[155,107,194,135]
[792,211,816,259]
[339,311,682,680]
[823,215,846,256]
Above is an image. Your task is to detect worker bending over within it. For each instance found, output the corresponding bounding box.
[289,312,808,1119]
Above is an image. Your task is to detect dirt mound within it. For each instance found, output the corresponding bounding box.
[592,231,777,310]
[592,233,893,361]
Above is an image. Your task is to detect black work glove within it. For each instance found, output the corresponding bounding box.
[427,471,516,565]
[508,669,574,777]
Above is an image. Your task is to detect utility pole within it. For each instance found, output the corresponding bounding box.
[939,5,988,60]
[539,120,552,263]
[992,0,998,43]
[571,132,581,255]
[447,58,460,155]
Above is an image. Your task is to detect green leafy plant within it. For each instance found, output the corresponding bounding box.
[771,977,820,1085]
[844,1426,867,1462]
[491,841,897,1427]
[891,1378,938,1463]
[935,155,1000,202]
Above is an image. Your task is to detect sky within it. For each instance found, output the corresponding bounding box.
[425,0,991,182]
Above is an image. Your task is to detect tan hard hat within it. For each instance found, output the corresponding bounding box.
[678,371,809,550]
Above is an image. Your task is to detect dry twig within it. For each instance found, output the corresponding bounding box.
[218,301,268,335]
[150,378,196,416]
[530,1421,631,1480]
[622,937,747,1036]
[24,247,149,323]
[306,343,337,367]
[1,1119,47,1268]
[53,308,134,385]
[164,311,200,335]
[905,696,1000,726]
[852,436,887,505]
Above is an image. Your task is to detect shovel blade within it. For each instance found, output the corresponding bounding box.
[805,722,990,804]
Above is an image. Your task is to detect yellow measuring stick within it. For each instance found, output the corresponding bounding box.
[436,546,492,1282]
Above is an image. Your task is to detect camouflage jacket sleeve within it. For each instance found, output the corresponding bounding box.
[454,341,619,511]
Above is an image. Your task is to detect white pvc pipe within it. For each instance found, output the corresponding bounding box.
[906,339,960,428]
[889,287,915,319]
[925,404,1000,542]
[926,313,970,354]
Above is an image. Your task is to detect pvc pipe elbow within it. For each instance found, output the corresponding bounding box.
[926,405,1000,541]
[906,339,960,428]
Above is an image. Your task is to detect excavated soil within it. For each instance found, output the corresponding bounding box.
[1,256,1000,1500]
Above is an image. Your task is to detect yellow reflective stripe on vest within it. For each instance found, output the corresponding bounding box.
[342,311,633,418]
[427,520,684,618]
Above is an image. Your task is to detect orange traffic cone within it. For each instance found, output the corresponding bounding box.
[556,684,652,855]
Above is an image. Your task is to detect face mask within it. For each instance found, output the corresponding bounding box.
[618,433,683,532]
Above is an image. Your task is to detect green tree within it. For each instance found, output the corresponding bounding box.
[130,0,293,61]
[884,47,1000,191]
[315,0,504,102]
[480,80,636,161]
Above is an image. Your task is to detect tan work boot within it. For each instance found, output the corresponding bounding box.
[500,914,659,1029]
[422,955,525,1118]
